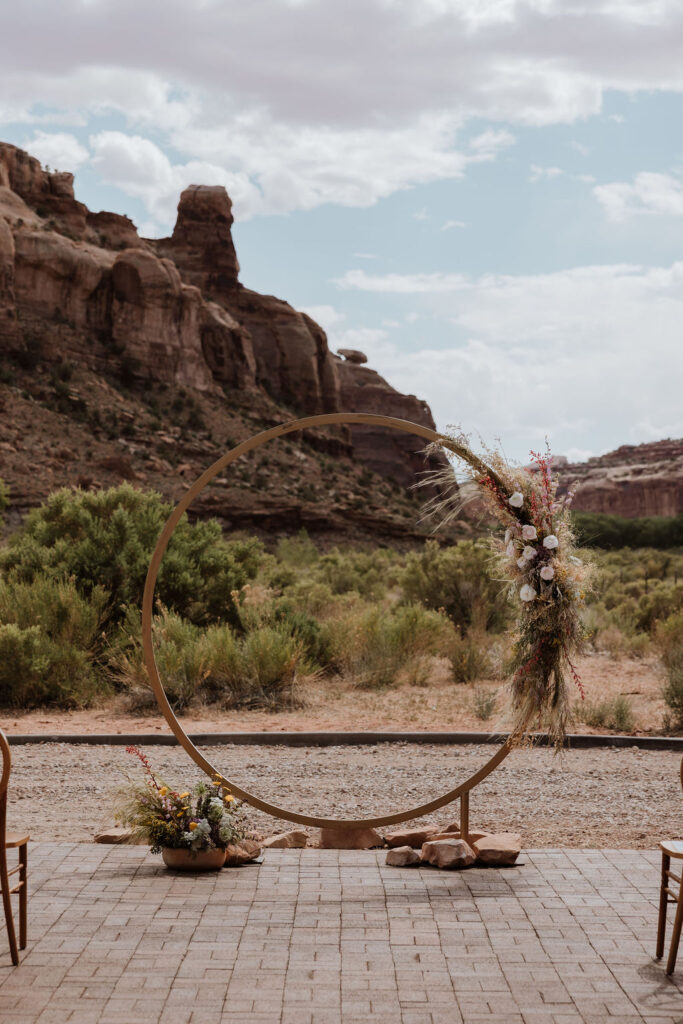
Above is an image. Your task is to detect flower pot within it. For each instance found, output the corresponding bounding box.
[161,847,226,871]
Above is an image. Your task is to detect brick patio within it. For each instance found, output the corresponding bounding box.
[0,844,681,1023]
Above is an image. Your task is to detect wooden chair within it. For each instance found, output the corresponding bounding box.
[656,757,683,974]
[0,727,29,965]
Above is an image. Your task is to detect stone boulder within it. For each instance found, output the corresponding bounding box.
[224,839,263,866]
[384,826,440,848]
[262,830,309,849]
[421,839,476,870]
[157,184,240,296]
[385,846,421,867]
[319,827,384,850]
[337,348,367,364]
[473,833,522,866]
[94,827,146,845]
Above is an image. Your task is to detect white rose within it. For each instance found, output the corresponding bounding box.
[522,525,537,541]
[540,565,555,581]
[509,492,524,508]
[517,556,527,569]
[543,534,559,550]
[506,541,516,557]
[523,546,537,560]
[519,584,537,602]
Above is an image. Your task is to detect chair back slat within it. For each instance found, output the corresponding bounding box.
[0,727,10,803]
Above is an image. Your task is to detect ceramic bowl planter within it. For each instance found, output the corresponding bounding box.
[161,847,226,871]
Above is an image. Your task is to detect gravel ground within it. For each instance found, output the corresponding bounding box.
[7,741,683,849]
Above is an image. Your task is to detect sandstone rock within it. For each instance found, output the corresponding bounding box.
[0,214,18,344]
[554,439,683,518]
[94,827,146,845]
[319,827,384,850]
[224,839,263,866]
[262,830,309,849]
[335,354,449,488]
[337,347,367,364]
[473,833,522,866]
[385,846,421,867]
[421,839,476,870]
[111,248,216,392]
[166,184,240,292]
[0,143,88,236]
[436,828,491,844]
[384,826,439,848]
[87,210,143,251]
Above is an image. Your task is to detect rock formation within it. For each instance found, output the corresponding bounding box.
[0,140,446,491]
[555,439,683,518]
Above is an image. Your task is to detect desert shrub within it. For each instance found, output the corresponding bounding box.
[0,576,108,707]
[448,630,491,684]
[329,603,451,689]
[595,625,627,658]
[315,548,395,600]
[472,686,497,721]
[276,530,319,568]
[657,612,683,731]
[117,611,302,711]
[0,479,8,531]
[572,511,683,549]
[576,695,635,732]
[269,600,331,668]
[0,484,262,631]
[401,539,508,633]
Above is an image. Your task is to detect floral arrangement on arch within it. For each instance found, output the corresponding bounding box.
[115,746,244,855]
[428,434,591,744]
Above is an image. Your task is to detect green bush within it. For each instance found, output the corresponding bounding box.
[0,576,108,707]
[472,686,497,721]
[576,695,635,732]
[448,630,491,684]
[328,603,451,689]
[0,484,262,631]
[572,511,683,549]
[401,539,508,633]
[657,612,683,730]
[117,610,302,711]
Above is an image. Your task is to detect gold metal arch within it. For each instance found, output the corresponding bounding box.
[142,413,514,830]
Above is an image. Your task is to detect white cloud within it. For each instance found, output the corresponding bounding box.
[23,131,89,171]
[570,140,589,155]
[441,219,466,230]
[1,1,683,223]
[594,171,683,220]
[413,208,430,221]
[529,164,564,183]
[331,260,683,454]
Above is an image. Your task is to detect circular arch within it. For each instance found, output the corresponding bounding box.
[142,413,514,829]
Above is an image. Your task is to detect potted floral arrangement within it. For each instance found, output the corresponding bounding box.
[116,746,244,870]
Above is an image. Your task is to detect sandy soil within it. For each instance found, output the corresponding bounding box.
[2,653,671,737]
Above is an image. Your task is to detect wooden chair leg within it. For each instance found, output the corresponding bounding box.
[657,851,670,959]
[0,844,18,966]
[667,878,683,975]
[19,844,27,949]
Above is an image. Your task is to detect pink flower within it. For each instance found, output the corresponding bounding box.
[540,565,555,581]
[522,546,537,560]
[522,525,537,541]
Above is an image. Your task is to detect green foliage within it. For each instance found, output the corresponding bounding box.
[448,630,491,684]
[0,576,108,707]
[576,695,635,732]
[116,608,302,711]
[657,612,683,730]
[327,603,451,689]
[572,511,683,549]
[0,484,262,631]
[472,686,497,721]
[401,539,508,633]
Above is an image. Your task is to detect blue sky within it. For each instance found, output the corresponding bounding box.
[2,0,683,463]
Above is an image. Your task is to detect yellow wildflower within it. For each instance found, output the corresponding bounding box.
[159,787,168,796]
[189,822,198,832]
[224,794,235,804]
[179,792,190,799]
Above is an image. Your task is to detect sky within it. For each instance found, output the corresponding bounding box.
[1,0,683,464]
